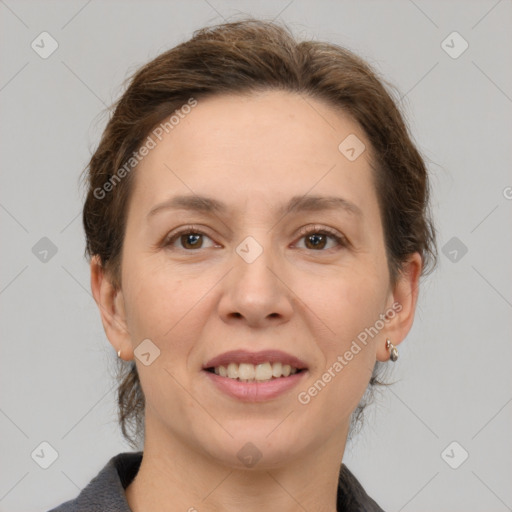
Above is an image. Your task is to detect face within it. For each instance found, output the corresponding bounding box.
[94,90,420,469]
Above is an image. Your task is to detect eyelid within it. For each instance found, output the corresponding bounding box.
[162,223,349,251]
[294,224,349,249]
[162,224,216,248]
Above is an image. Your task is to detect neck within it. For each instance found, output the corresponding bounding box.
[125,418,349,512]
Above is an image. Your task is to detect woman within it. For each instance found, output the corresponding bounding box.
[49,17,436,512]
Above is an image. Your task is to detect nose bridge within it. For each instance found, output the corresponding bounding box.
[219,228,293,325]
[233,230,278,295]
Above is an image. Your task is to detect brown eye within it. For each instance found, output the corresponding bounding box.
[164,228,215,250]
[304,233,329,250]
[295,226,347,251]
[179,233,203,249]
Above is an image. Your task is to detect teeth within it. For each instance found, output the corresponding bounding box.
[272,362,282,377]
[212,362,300,381]
[238,363,254,380]
[227,363,238,379]
[255,362,272,381]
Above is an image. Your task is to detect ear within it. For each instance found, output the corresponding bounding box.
[90,255,134,360]
[376,252,422,362]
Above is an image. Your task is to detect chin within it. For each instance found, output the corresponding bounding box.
[195,427,308,471]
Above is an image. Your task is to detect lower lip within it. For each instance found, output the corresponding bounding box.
[203,370,308,402]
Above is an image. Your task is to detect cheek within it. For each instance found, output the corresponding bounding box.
[121,256,218,351]
[295,348,374,443]
[316,269,386,414]
[313,266,388,349]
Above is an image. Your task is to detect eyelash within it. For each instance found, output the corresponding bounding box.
[162,224,348,252]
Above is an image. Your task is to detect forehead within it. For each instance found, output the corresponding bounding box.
[130,90,378,220]
[148,90,367,166]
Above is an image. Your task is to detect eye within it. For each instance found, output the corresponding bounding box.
[162,225,348,252]
[294,225,348,251]
[163,226,217,250]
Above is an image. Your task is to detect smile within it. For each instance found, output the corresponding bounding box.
[207,362,301,382]
[202,349,309,401]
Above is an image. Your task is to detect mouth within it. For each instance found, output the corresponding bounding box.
[204,362,304,382]
[202,349,308,401]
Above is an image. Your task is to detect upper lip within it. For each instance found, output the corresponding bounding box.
[203,350,308,370]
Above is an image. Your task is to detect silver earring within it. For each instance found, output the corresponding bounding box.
[386,339,398,362]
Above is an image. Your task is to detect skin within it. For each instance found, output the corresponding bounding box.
[91,90,421,512]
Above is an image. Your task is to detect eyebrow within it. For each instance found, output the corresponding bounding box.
[147,194,363,219]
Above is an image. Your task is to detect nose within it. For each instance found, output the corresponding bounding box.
[217,237,294,328]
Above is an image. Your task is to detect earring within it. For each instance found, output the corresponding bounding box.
[117,349,122,358]
[386,339,398,362]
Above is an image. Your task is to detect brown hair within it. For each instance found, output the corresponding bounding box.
[82,18,437,448]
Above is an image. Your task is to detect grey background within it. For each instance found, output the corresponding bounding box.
[1,1,511,511]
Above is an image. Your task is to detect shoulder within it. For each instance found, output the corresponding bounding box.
[47,452,142,512]
[337,464,385,512]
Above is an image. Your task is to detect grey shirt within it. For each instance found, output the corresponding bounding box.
[48,452,385,511]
